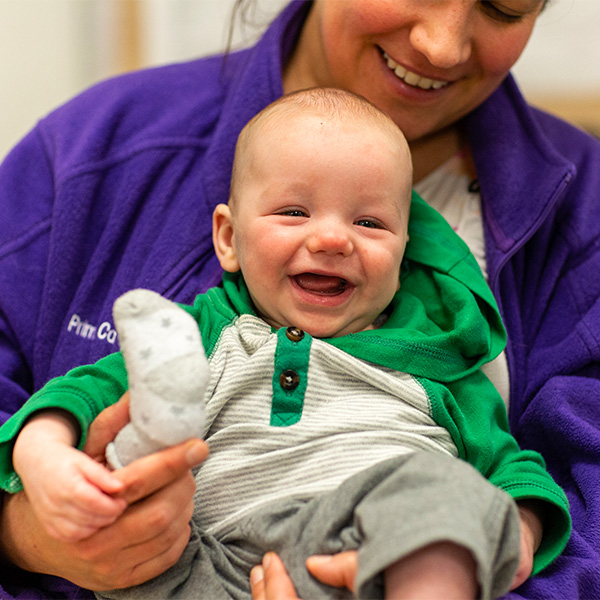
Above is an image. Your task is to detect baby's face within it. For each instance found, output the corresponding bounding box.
[226,113,411,338]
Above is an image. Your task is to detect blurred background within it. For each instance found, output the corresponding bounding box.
[1,0,599,161]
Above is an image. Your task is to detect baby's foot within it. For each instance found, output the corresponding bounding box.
[107,289,209,467]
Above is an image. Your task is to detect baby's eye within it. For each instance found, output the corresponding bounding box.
[279,209,307,218]
[355,218,381,229]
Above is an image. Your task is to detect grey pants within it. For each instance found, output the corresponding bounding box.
[98,453,520,600]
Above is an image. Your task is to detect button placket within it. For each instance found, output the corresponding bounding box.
[271,327,311,427]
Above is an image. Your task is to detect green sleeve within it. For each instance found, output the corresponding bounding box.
[0,284,239,494]
[0,351,128,493]
[0,280,240,495]
[421,372,571,575]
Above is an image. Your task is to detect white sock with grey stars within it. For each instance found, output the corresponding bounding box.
[105,289,209,469]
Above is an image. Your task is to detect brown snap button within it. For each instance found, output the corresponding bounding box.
[285,327,305,342]
[280,369,300,391]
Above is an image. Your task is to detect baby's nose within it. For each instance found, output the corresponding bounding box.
[306,225,353,256]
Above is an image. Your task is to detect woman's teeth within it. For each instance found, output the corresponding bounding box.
[383,52,448,90]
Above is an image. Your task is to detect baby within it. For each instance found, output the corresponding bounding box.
[1,88,569,600]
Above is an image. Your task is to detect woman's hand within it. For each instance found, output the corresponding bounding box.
[510,501,544,590]
[13,409,127,542]
[82,392,133,462]
[250,553,300,600]
[0,395,209,591]
[250,551,357,600]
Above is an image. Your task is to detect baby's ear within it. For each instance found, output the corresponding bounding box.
[213,203,240,272]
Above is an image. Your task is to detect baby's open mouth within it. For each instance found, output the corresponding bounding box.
[294,273,349,296]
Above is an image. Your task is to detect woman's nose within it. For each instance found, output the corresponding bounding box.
[409,2,472,69]
[306,224,354,256]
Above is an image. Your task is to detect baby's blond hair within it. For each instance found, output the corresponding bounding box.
[229,87,411,206]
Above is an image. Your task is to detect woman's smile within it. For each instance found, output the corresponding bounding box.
[381,51,449,91]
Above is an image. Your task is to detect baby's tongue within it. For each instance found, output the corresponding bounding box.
[295,273,346,295]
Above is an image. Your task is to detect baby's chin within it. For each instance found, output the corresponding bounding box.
[264,316,378,339]
[321,320,383,338]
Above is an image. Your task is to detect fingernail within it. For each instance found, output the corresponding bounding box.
[250,565,264,586]
[263,552,274,569]
[109,476,124,489]
[185,441,206,466]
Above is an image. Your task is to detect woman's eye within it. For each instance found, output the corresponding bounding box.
[480,1,524,23]
[355,219,381,229]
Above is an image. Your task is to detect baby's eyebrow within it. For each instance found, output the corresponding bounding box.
[262,180,313,199]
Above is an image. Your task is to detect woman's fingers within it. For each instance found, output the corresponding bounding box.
[250,550,358,600]
[250,552,301,600]
[306,550,358,592]
[22,438,207,589]
[250,565,267,600]
[112,438,208,504]
[71,471,196,589]
[82,393,131,460]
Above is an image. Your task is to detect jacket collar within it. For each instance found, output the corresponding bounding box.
[466,75,576,272]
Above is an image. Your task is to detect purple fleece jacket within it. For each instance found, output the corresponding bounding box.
[0,2,599,598]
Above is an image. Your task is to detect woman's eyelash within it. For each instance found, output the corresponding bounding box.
[481,2,524,23]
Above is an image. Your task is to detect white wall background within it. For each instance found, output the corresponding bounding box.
[512,0,600,94]
[1,0,599,161]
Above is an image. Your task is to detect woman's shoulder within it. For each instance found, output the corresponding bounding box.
[529,104,600,162]
[35,51,249,173]
[530,105,600,206]
[524,105,600,266]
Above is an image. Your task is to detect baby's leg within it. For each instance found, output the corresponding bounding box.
[352,453,520,600]
[106,289,209,468]
[385,541,478,599]
[240,452,519,600]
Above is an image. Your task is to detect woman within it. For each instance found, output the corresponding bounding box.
[0,1,598,598]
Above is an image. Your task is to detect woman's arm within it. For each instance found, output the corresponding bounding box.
[0,397,208,590]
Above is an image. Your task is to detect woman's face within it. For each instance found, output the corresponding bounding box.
[287,0,545,142]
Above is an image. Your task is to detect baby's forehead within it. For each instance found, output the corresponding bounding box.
[240,88,409,154]
[246,110,410,175]
[255,104,398,139]
[233,93,413,214]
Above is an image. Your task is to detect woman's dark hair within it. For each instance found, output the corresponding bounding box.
[226,0,264,56]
